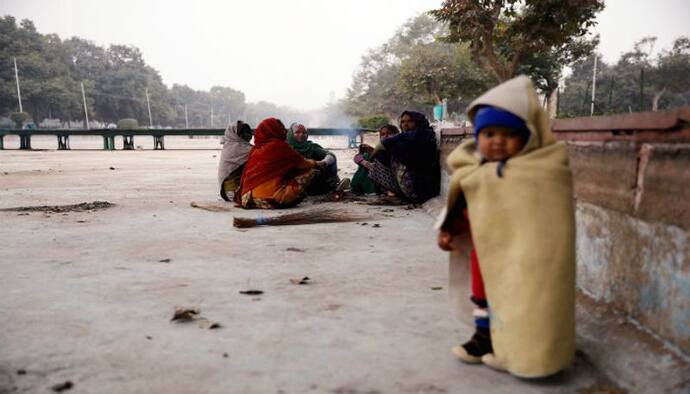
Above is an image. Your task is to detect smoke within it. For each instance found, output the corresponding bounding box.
[304,101,356,128]
[241,101,356,130]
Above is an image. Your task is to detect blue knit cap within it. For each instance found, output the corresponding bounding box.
[473,106,527,139]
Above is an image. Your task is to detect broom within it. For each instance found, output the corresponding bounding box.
[190,201,234,212]
[233,208,369,228]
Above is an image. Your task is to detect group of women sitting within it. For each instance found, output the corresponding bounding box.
[216,111,440,209]
[350,111,440,203]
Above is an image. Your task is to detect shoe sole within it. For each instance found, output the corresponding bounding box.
[451,346,482,364]
[480,354,508,373]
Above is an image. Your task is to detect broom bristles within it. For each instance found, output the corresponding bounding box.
[233,208,367,228]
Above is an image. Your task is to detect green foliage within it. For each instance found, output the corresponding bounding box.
[357,115,390,130]
[92,45,175,124]
[344,14,491,119]
[170,85,246,128]
[10,111,29,128]
[0,16,257,127]
[0,16,83,122]
[116,118,139,129]
[650,37,690,110]
[430,0,604,93]
[558,37,690,117]
[399,43,491,105]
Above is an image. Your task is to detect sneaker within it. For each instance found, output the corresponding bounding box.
[336,178,351,193]
[481,353,508,373]
[452,328,492,364]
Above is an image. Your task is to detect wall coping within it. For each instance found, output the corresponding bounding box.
[440,106,690,143]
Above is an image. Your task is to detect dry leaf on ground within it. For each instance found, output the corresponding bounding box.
[239,290,264,295]
[171,307,199,322]
[290,277,311,285]
[198,319,223,330]
[52,381,73,392]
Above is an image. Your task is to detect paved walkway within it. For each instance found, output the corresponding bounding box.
[1,148,610,393]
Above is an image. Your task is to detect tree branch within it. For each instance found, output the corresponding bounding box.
[482,0,507,81]
[652,87,667,111]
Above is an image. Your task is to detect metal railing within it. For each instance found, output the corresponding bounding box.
[0,128,375,150]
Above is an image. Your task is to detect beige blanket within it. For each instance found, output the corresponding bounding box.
[444,75,576,378]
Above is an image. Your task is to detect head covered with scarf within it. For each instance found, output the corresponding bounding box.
[287,122,329,161]
[399,110,431,132]
[380,111,437,166]
[237,118,306,195]
[217,120,253,187]
[378,110,440,201]
[471,105,531,176]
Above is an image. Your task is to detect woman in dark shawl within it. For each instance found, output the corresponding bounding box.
[360,111,440,203]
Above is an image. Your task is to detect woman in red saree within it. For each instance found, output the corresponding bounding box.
[235,118,318,209]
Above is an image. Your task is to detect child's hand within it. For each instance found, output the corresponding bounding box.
[437,230,454,251]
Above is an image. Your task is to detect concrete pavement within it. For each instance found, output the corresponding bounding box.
[0,143,639,393]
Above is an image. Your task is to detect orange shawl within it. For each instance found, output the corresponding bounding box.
[237,118,305,196]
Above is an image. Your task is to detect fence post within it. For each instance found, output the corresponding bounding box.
[153,135,165,150]
[123,135,134,150]
[102,135,115,150]
[19,134,31,150]
[57,135,70,150]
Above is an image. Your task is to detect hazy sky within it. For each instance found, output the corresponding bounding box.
[2,0,689,110]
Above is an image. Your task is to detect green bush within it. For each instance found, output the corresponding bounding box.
[357,115,390,130]
[116,118,139,129]
[9,112,30,129]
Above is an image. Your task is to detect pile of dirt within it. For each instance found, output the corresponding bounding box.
[0,201,115,213]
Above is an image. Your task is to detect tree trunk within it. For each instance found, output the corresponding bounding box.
[652,88,667,111]
[546,86,559,119]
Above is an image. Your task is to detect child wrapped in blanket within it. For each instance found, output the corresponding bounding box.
[437,75,576,378]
